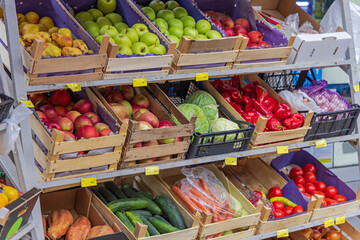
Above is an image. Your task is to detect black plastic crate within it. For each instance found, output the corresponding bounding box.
[0,94,13,122]
[158,81,254,158]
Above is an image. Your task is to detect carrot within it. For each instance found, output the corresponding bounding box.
[211,204,219,222]
[225,209,235,220]
[200,179,211,194]
[172,185,199,213]
[191,197,211,213]
[189,188,217,205]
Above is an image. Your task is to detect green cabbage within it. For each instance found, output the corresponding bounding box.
[201,104,219,125]
[172,103,209,134]
[210,118,240,142]
[185,90,217,107]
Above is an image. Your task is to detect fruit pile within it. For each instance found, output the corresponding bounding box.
[213,77,305,131]
[17,11,91,57]
[93,181,186,236]
[30,90,113,140]
[205,11,270,48]
[0,185,19,208]
[73,0,167,55]
[140,0,222,46]
[290,164,347,207]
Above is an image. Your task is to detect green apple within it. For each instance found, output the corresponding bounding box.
[154,18,168,30]
[87,9,103,21]
[149,0,166,13]
[169,26,183,39]
[159,28,170,37]
[196,34,208,40]
[117,44,133,55]
[99,25,118,38]
[168,19,183,29]
[97,0,116,15]
[165,0,180,10]
[184,27,198,39]
[120,28,139,43]
[205,30,222,39]
[69,6,75,16]
[75,12,94,24]
[105,13,123,25]
[157,9,175,22]
[96,16,112,29]
[114,33,132,47]
[181,16,196,28]
[140,32,160,46]
[167,35,179,47]
[84,21,100,38]
[149,43,166,54]
[95,35,115,45]
[142,7,156,21]
[131,42,150,55]
[196,19,211,35]
[132,23,149,37]
[173,7,188,19]
[114,22,129,33]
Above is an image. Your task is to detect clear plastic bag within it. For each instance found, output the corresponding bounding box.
[283,13,318,38]
[279,90,321,113]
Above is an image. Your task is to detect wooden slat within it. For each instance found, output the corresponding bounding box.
[188,37,239,53]
[310,200,360,221]
[30,114,53,151]
[33,139,48,171]
[29,72,103,85]
[140,228,199,240]
[237,47,292,61]
[340,221,360,239]
[233,60,286,69]
[211,228,256,240]
[32,54,107,74]
[250,127,310,145]
[171,66,232,74]
[103,70,169,80]
[257,213,312,234]
[106,55,173,72]
[176,51,238,66]
[249,139,303,150]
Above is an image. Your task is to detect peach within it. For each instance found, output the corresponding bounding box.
[54,106,68,117]
[118,100,132,117]
[58,117,74,132]
[84,112,101,125]
[131,94,149,109]
[21,24,39,35]
[110,103,126,120]
[65,111,81,123]
[61,47,82,56]
[136,111,159,128]
[25,11,39,24]
[73,39,89,54]
[74,115,93,130]
[133,109,149,121]
[36,111,47,119]
[100,128,112,136]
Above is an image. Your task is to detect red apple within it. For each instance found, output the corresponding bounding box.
[109,103,126,120]
[175,137,182,142]
[54,106,68,117]
[105,91,123,103]
[158,120,174,144]
[220,17,234,29]
[74,99,93,114]
[159,120,172,128]
[248,43,259,49]
[248,31,263,43]
[138,121,153,130]
[34,100,49,110]
[131,94,149,109]
[258,41,270,47]
[133,109,150,121]
[205,11,218,20]
[40,105,57,119]
[58,117,74,132]
[36,111,47,119]
[98,86,114,95]
[132,105,146,115]
[50,90,71,106]
[45,120,61,131]
[76,125,99,139]
[49,116,63,123]
[235,18,250,32]
[63,130,75,140]
[100,128,112,136]
[94,123,110,133]
[140,140,159,163]
[224,27,234,37]
[29,93,47,105]
[212,19,221,28]
[65,111,81,123]
[74,115,93,130]
[65,101,75,111]
[137,112,159,128]
[134,142,142,148]
[234,25,247,36]
[120,85,135,101]
[84,112,101,125]
[118,100,132,117]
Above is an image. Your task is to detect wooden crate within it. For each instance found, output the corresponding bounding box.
[31,88,127,184]
[92,84,195,168]
[155,165,261,240]
[202,74,313,149]
[91,177,200,240]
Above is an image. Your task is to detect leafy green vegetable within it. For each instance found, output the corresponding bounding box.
[172,103,209,134]
[201,104,219,125]
[185,90,216,107]
[209,118,240,142]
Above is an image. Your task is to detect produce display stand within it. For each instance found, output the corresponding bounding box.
[1,0,360,239]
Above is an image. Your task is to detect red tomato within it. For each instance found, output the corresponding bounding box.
[321,199,327,207]
[297,184,305,194]
[272,201,284,210]
[304,193,312,201]
[303,163,316,174]
[253,190,263,199]
[268,187,283,199]
[304,172,316,183]
[324,186,338,198]
[333,194,347,203]
[274,209,285,218]
[313,191,326,198]
[325,198,339,206]
[294,176,305,185]
[289,167,304,179]
[305,183,316,195]
[315,181,327,192]
[283,206,293,216]
[292,205,305,214]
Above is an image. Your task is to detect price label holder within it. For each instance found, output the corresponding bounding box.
[20,100,34,108]
[196,72,209,81]
[145,166,159,176]
[133,78,147,87]
[315,139,327,148]
[225,157,237,166]
[277,229,289,238]
[67,83,82,92]
[335,216,346,225]
[277,146,289,154]
[81,177,97,188]
[324,218,334,228]
[353,85,359,93]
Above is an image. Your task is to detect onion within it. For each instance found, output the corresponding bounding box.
[311,230,322,240]
[325,230,341,240]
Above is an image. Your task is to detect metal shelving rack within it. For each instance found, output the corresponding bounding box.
[0,0,359,239]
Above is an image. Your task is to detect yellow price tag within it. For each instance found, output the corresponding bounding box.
[196,72,209,81]
[353,85,359,93]
[336,216,346,225]
[81,177,97,188]
[67,83,82,92]
[277,146,289,154]
[133,78,147,87]
[20,100,34,108]
[145,166,159,176]
[225,157,237,166]
[277,229,289,238]
[315,139,327,148]
[324,218,334,228]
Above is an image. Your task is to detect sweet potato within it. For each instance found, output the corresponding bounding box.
[47,209,73,240]
[86,225,114,239]
[65,216,91,240]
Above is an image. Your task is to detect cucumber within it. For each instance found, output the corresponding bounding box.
[135,191,154,200]
[126,211,150,237]
[107,198,149,213]
[153,215,172,226]
[132,210,152,219]
[104,181,127,199]
[122,187,139,198]
[98,186,117,202]
[123,185,138,192]
[135,213,160,236]
[121,188,162,215]
[92,189,107,205]
[148,217,180,234]
[144,199,162,216]
[155,195,186,230]
[116,211,134,233]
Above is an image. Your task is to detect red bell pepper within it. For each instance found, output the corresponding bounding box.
[255,85,268,103]
[251,99,273,119]
[238,95,250,107]
[230,102,244,115]
[273,103,292,121]
[229,75,241,89]
[262,95,278,112]
[213,79,225,92]
[242,81,259,98]
[283,113,304,129]
[245,101,255,113]
[221,92,232,104]
[227,89,242,103]
[243,112,259,125]
[266,118,286,131]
